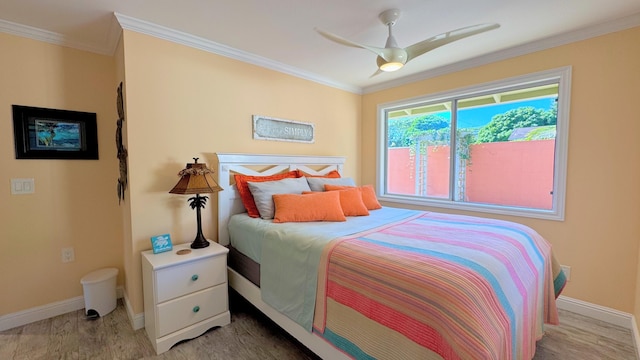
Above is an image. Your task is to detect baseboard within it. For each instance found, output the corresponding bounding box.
[632,315,640,360]
[122,291,145,330]
[0,296,84,331]
[557,295,639,359]
[556,295,633,328]
[0,286,124,332]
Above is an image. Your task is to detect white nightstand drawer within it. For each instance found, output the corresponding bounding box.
[142,241,230,354]
[155,255,226,303]
[156,284,228,337]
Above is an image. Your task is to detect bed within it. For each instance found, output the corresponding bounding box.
[215,153,566,360]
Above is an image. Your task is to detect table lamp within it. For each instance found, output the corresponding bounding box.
[169,158,222,249]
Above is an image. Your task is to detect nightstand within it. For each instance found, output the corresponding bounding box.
[141,240,230,354]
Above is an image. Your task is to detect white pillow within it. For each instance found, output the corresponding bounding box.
[247,177,311,219]
[306,177,356,192]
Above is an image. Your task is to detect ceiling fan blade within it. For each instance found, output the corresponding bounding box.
[405,23,500,62]
[315,28,388,58]
[370,68,384,78]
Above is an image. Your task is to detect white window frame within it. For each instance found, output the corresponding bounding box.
[376,67,571,221]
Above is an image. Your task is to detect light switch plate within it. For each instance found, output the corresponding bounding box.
[11,178,35,195]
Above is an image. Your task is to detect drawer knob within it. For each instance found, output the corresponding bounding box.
[193,306,200,313]
[191,274,199,281]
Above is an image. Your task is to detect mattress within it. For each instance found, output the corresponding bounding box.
[227,244,260,287]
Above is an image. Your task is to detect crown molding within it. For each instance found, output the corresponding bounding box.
[0,12,358,93]
[362,12,640,94]
[104,14,124,55]
[2,11,638,94]
[0,17,120,56]
[113,13,361,94]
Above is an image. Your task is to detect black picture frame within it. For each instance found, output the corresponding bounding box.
[12,105,99,160]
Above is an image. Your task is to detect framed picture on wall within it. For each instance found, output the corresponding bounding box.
[12,105,99,160]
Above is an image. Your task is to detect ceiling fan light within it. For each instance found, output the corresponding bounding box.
[380,62,404,72]
[377,48,407,72]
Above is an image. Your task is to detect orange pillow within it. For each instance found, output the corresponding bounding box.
[234,171,299,218]
[298,169,341,178]
[272,191,347,223]
[304,187,369,216]
[324,184,382,210]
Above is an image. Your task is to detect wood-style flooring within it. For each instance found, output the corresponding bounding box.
[0,290,637,359]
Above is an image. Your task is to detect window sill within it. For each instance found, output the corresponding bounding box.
[378,194,564,221]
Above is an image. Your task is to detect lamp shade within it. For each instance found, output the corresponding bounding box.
[169,158,222,195]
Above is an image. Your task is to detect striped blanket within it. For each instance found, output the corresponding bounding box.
[312,212,566,360]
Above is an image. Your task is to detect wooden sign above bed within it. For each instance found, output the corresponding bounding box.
[252,115,315,143]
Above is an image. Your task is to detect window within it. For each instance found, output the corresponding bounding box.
[377,67,571,220]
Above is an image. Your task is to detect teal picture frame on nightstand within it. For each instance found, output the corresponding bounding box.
[150,234,172,254]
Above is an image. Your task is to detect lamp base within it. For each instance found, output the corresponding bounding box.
[190,235,210,249]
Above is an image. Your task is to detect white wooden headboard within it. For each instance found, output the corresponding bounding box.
[215,153,346,246]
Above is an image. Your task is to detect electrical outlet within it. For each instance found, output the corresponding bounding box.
[560,265,571,281]
[61,247,75,263]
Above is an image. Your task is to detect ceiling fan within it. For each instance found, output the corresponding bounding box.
[315,9,499,76]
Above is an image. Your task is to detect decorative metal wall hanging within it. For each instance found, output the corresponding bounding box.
[116,82,128,204]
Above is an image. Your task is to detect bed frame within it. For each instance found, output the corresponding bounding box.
[216,153,350,360]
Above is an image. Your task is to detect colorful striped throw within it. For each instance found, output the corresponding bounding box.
[313,212,565,360]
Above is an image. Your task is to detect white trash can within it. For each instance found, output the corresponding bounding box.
[80,267,118,318]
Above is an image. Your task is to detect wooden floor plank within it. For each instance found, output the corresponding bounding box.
[103,302,155,360]
[12,317,51,360]
[0,297,637,359]
[0,326,20,359]
[78,308,112,360]
[46,310,79,360]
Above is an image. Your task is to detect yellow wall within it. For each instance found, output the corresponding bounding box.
[362,27,640,314]
[113,35,135,320]
[0,33,123,315]
[2,22,639,332]
[636,245,640,333]
[119,30,362,314]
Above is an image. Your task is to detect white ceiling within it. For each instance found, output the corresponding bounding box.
[1,0,639,93]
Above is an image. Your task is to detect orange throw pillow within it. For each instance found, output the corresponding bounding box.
[272,191,347,223]
[304,187,369,216]
[234,171,299,218]
[297,169,341,178]
[324,184,382,210]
